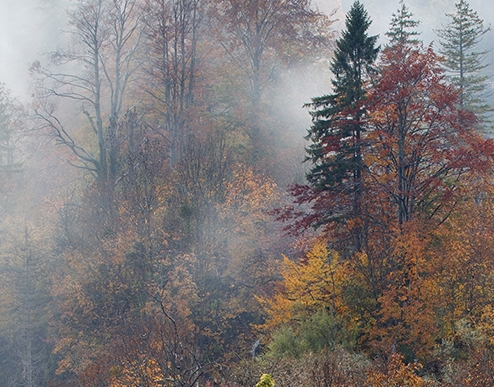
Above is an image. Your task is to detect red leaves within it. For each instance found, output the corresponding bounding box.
[275,38,494,363]
[364,40,490,227]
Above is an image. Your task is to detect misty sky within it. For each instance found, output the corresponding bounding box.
[0,0,493,100]
[340,0,492,46]
[0,0,66,99]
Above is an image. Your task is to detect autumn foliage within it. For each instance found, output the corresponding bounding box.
[2,0,494,386]
[259,3,494,384]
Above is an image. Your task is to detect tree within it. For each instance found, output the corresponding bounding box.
[0,84,23,179]
[143,0,203,167]
[31,0,144,191]
[385,0,420,45]
[302,1,379,251]
[211,0,333,158]
[367,40,478,226]
[0,221,51,387]
[367,353,425,387]
[0,87,21,170]
[257,240,357,356]
[436,0,493,127]
[13,227,45,387]
[363,20,494,358]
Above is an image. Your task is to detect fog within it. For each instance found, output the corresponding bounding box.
[339,0,493,45]
[340,0,494,85]
[0,1,493,384]
[0,0,66,99]
[1,0,493,99]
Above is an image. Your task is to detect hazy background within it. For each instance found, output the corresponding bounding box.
[0,0,66,99]
[341,0,494,105]
[0,0,493,100]
[343,0,493,50]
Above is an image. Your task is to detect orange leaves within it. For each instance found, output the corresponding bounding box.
[429,181,494,338]
[367,353,426,387]
[275,36,494,370]
[220,166,281,287]
[223,167,279,226]
[108,357,165,387]
[369,224,439,357]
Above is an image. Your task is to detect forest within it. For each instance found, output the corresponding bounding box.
[1,0,494,385]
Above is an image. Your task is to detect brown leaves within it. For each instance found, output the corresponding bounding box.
[367,353,427,387]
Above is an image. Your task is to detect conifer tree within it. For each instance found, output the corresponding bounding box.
[303,1,378,249]
[385,0,420,45]
[436,0,493,127]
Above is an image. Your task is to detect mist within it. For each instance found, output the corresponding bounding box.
[1,0,494,386]
[2,0,494,98]
[341,0,494,84]
[0,0,66,99]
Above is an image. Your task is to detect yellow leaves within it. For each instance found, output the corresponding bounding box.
[149,253,198,322]
[255,289,294,332]
[478,305,494,346]
[108,357,166,387]
[284,244,338,309]
[368,224,445,356]
[223,167,279,223]
[256,373,275,387]
[257,240,347,333]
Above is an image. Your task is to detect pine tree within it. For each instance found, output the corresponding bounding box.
[436,0,493,127]
[385,0,420,45]
[303,1,379,248]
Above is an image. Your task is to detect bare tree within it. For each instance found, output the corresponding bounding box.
[0,223,48,387]
[212,0,333,140]
[143,0,202,167]
[31,0,144,188]
[15,227,42,387]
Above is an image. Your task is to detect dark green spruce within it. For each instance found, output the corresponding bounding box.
[304,0,379,249]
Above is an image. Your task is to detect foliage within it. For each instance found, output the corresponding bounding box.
[367,353,427,387]
[257,241,357,357]
[0,84,23,176]
[267,310,357,358]
[267,0,494,377]
[385,0,420,45]
[231,347,370,387]
[367,39,478,225]
[4,0,494,385]
[256,373,274,387]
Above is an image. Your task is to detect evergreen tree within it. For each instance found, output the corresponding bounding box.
[436,0,493,127]
[385,0,420,45]
[303,1,378,249]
